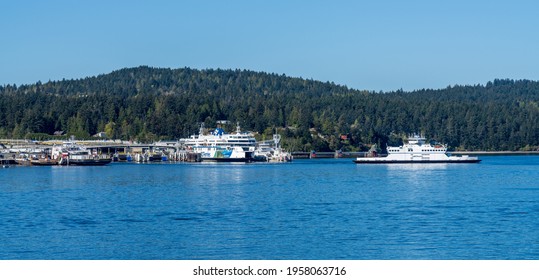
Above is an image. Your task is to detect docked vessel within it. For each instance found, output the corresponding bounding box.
[30,156,58,166]
[29,149,58,166]
[179,123,256,162]
[353,135,480,164]
[253,134,293,162]
[52,142,112,166]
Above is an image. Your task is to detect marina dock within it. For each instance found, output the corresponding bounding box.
[0,139,202,165]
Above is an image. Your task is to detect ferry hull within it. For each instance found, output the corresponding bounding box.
[353,159,481,164]
[201,157,252,163]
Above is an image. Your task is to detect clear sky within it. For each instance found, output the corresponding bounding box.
[1,0,538,91]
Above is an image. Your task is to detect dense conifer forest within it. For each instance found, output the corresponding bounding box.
[1,66,538,151]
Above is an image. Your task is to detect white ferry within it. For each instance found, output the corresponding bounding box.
[180,123,256,162]
[353,135,480,164]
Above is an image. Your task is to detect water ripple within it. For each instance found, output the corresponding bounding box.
[60,217,99,227]
[1,156,539,259]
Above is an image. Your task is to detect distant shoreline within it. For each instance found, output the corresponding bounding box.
[292,150,539,159]
[452,151,539,155]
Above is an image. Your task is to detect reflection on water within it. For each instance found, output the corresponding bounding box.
[197,163,248,186]
[371,163,452,188]
[385,163,449,171]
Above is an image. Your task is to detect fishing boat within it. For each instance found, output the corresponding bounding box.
[180,123,256,162]
[353,134,480,164]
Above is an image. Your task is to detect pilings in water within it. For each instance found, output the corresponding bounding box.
[173,151,202,162]
[1,158,17,165]
[115,151,201,162]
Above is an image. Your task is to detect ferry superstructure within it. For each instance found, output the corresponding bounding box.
[353,135,480,164]
[180,123,256,162]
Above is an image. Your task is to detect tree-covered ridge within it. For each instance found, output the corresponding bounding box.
[1,66,538,151]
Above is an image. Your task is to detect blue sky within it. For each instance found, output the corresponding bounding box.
[1,0,538,91]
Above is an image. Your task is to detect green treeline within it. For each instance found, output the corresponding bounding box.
[1,66,538,151]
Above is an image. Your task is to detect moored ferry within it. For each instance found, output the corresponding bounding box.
[353,135,480,164]
[179,123,256,162]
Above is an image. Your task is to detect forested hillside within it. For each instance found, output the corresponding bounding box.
[1,66,538,151]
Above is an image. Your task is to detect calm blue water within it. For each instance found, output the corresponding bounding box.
[1,156,538,260]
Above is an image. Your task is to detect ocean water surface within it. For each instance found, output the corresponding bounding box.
[1,156,538,259]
